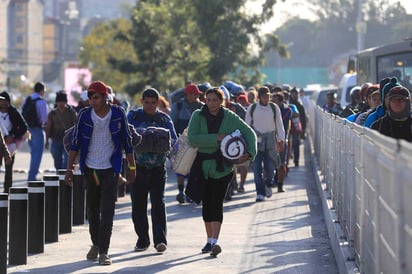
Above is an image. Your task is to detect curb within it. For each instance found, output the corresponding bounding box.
[307,135,359,274]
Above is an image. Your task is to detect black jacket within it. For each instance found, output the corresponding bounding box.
[6,105,28,139]
[371,114,412,142]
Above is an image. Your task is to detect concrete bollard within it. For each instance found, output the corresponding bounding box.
[72,170,85,225]
[43,175,60,243]
[8,187,28,265]
[27,181,45,254]
[57,169,72,233]
[0,193,8,274]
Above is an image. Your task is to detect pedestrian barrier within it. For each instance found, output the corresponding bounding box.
[72,170,85,225]
[8,187,28,265]
[43,175,60,243]
[309,103,412,274]
[57,169,72,234]
[0,193,7,274]
[27,181,45,254]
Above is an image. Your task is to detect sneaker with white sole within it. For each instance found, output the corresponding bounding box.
[265,186,272,198]
[98,253,112,265]
[155,243,167,253]
[255,194,265,202]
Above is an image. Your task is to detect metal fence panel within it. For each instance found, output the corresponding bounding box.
[309,105,412,274]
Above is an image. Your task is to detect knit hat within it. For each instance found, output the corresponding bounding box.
[380,77,397,99]
[87,81,108,96]
[184,84,202,95]
[55,91,68,103]
[381,77,400,110]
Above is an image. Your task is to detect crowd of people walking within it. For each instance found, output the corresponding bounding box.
[7,74,411,266]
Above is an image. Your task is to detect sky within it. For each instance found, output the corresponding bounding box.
[251,0,412,33]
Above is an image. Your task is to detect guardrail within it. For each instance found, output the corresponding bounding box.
[308,103,412,274]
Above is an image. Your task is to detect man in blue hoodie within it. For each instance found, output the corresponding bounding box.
[65,81,136,265]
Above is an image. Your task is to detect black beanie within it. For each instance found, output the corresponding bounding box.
[55,91,68,103]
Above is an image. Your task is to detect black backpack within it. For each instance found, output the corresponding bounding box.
[22,96,41,128]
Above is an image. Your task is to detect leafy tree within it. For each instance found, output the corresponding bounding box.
[78,18,139,95]
[125,0,288,93]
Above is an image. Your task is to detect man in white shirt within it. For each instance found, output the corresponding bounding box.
[245,86,285,202]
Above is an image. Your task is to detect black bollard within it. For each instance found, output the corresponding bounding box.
[0,194,8,274]
[72,170,85,225]
[8,187,28,265]
[43,175,59,243]
[27,181,45,254]
[57,169,72,233]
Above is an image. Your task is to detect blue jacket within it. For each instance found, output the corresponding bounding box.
[364,105,385,128]
[70,105,134,173]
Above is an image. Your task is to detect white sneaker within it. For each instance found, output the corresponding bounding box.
[256,194,265,202]
[265,186,272,198]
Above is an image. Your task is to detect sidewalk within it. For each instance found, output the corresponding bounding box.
[6,140,338,274]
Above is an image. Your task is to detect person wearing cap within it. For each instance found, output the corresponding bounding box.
[0,91,24,193]
[322,91,343,115]
[45,90,77,170]
[353,84,381,126]
[246,86,285,201]
[127,88,177,254]
[170,83,204,204]
[186,87,256,256]
[23,81,49,181]
[365,77,397,128]
[371,86,412,141]
[65,80,136,265]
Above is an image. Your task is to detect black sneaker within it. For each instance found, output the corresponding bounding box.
[86,245,99,260]
[210,244,222,256]
[176,193,185,204]
[201,243,212,253]
[134,244,149,252]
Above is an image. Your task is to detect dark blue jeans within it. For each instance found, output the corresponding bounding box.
[84,166,118,254]
[252,150,278,196]
[28,127,44,181]
[50,139,68,170]
[130,165,167,248]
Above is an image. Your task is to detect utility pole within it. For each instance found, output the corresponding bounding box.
[356,0,366,52]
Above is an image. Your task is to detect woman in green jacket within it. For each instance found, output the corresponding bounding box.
[187,87,257,256]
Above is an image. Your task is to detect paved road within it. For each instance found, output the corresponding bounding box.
[5,140,338,274]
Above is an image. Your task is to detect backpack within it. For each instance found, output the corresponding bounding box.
[249,102,277,128]
[22,96,41,128]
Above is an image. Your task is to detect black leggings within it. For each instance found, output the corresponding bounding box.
[202,172,233,222]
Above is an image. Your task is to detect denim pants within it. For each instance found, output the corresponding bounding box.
[28,127,45,181]
[291,133,300,164]
[252,150,278,196]
[130,165,167,248]
[84,166,118,254]
[50,140,68,170]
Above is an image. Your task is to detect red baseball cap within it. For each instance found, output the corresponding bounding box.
[87,81,108,95]
[184,84,202,95]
